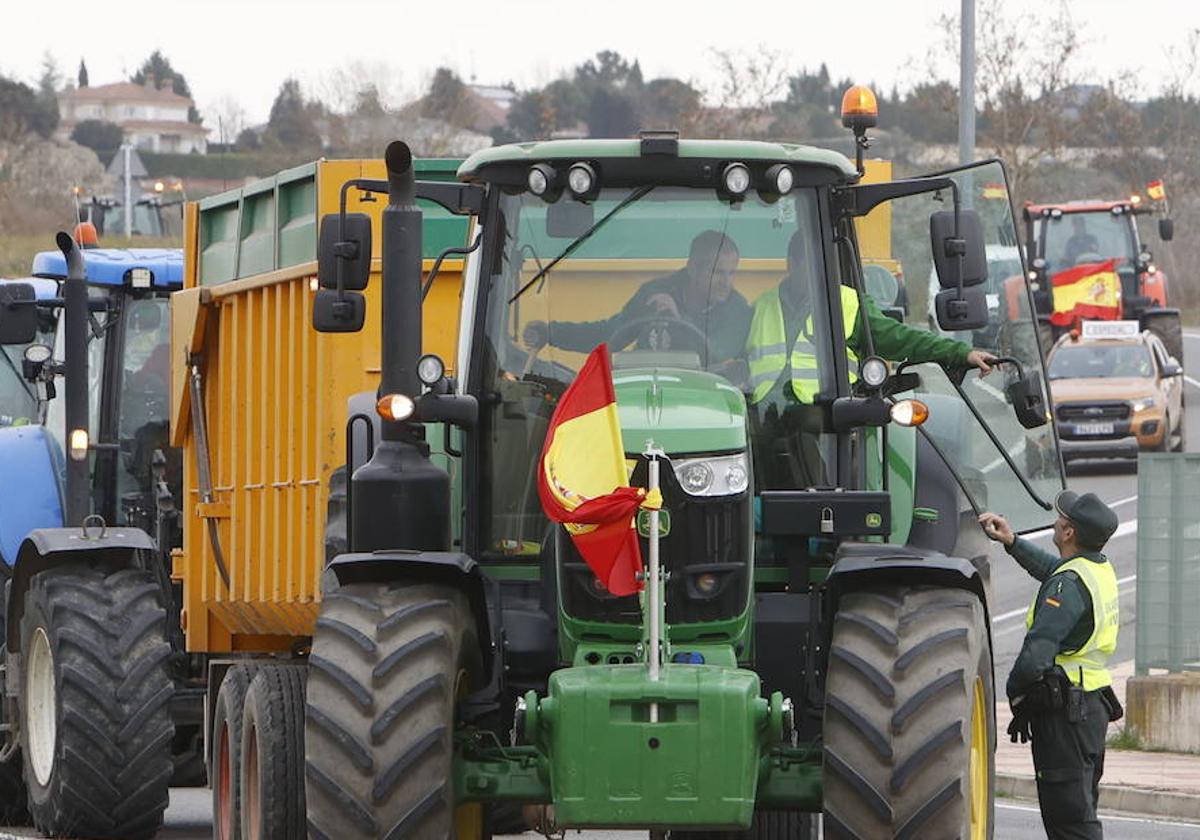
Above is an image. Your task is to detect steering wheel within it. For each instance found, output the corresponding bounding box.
[607,315,713,358]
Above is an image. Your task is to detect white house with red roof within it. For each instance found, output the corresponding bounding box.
[56,81,207,154]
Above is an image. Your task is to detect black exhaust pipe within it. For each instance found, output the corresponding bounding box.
[57,231,89,526]
[349,141,450,553]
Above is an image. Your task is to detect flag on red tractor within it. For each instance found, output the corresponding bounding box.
[1050,258,1122,326]
[1147,180,1167,202]
[537,344,660,597]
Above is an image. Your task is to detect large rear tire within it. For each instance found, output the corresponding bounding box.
[823,586,994,840]
[1146,310,1184,365]
[305,582,483,840]
[19,565,174,839]
[212,663,257,840]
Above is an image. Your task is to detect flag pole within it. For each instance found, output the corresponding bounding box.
[644,440,664,721]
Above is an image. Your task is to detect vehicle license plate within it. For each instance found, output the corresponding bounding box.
[1075,422,1114,435]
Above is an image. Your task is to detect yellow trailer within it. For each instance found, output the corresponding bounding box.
[168,157,471,835]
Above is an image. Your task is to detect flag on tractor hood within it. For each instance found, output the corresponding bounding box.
[1147,180,1167,202]
[537,344,661,597]
[1050,258,1122,326]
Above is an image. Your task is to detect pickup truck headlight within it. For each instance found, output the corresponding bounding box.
[673,453,749,497]
[1130,397,1157,413]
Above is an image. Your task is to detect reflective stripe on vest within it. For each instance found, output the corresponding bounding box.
[747,285,860,404]
[1024,555,1119,691]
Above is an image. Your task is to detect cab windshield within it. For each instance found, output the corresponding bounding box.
[1048,344,1152,379]
[1042,211,1136,275]
[477,185,837,557]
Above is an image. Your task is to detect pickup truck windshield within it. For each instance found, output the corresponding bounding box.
[1048,344,1152,379]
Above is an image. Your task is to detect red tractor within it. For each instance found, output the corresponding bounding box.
[1021,192,1180,360]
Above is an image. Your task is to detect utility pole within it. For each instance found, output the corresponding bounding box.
[959,0,976,165]
[122,143,133,239]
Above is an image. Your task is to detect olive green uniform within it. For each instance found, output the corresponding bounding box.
[1007,537,1115,840]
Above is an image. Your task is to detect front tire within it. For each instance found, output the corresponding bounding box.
[19,565,174,840]
[304,582,483,840]
[823,586,994,840]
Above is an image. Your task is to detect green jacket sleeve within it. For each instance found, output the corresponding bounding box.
[849,294,973,368]
[1005,571,1091,699]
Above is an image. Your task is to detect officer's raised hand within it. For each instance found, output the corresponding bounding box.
[978,511,1015,546]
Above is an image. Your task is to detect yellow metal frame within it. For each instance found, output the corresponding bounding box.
[172,160,469,653]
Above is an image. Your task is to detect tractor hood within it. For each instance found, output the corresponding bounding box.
[614,368,747,456]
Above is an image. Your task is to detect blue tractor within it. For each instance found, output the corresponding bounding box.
[0,239,193,837]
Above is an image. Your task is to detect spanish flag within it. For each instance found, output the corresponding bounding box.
[1050,258,1122,326]
[1147,180,1167,202]
[537,345,659,597]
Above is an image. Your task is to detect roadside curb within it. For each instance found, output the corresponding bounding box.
[997,772,1200,821]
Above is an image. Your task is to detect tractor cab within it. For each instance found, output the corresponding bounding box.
[0,247,183,567]
[1023,195,1180,359]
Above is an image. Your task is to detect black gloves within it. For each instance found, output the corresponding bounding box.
[1007,706,1034,743]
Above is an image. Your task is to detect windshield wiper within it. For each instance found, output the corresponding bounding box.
[507,184,655,305]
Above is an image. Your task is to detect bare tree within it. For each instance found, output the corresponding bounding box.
[699,47,791,139]
[939,0,1083,202]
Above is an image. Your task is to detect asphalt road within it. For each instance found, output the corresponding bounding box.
[5,337,1200,840]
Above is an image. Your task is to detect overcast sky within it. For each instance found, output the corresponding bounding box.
[2,0,1196,133]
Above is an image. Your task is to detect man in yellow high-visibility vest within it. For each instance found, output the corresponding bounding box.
[745,230,996,487]
[979,491,1123,840]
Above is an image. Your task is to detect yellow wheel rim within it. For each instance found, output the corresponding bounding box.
[968,676,990,839]
[454,802,484,840]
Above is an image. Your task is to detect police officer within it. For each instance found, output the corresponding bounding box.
[745,229,996,487]
[979,491,1123,840]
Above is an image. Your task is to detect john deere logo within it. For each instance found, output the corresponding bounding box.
[637,509,671,538]
[866,512,883,528]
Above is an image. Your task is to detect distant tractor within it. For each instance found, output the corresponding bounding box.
[1023,193,1180,360]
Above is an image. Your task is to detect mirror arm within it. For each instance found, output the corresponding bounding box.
[943,370,1053,510]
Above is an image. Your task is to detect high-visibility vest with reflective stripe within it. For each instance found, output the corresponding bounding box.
[1024,555,1119,691]
[747,285,860,404]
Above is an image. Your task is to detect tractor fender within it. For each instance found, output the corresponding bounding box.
[325,550,497,683]
[0,425,64,571]
[6,526,157,656]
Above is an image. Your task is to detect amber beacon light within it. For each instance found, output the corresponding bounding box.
[840,85,879,130]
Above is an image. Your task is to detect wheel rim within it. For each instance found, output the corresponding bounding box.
[25,626,56,787]
[245,723,260,840]
[216,721,233,840]
[968,675,989,840]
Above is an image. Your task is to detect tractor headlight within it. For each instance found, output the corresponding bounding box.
[765,164,794,195]
[567,162,596,198]
[722,163,751,196]
[673,453,750,497]
[860,356,889,389]
[417,353,445,386]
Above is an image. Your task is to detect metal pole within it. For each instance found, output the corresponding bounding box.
[123,144,133,239]
[959,0,976,165]
[644,440,663,724]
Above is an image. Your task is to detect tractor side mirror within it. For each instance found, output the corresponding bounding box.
[0,282,39,345]
[312,288,366,333]
[1159,217,1174,242]
[318,212,373,291]
[930,209,987,289]
[934,285,988,332]
[546,201,595,238]
[1005,370,1048,429]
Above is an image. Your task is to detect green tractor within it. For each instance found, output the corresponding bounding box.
[306,116,1064,838]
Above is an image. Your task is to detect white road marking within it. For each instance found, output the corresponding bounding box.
[1185,375,1200,391]
[997,801,1200,828]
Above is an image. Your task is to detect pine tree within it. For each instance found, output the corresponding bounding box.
[78,59,88,88]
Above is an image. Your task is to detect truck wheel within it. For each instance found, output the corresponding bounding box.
[240,664,306,840]
[213,664,257,840]
[671,811,817,838]
[305,583,483,840]
[19,565,174,840]
[823,586,994,840]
